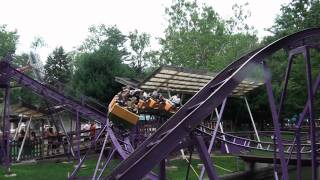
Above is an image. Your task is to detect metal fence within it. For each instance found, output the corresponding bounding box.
[10,139,43,162]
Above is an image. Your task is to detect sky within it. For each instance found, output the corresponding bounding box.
[0,0,291,61]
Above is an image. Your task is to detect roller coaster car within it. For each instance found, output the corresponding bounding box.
[137,100,147,109]
[159,100,173,112]
[109,97,117,110]
[146,98,158,108]
[108,100,139,128]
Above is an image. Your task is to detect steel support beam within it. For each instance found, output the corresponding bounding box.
[263,61,289,180]
[13,115,23,141]
[76,111,81,161]
[302,47,317,180]
[159,159,166,180]
[92,132,109,180]
[2,86,11,175]
[0,60,107,124]
[199,98,227,180]
[194,135,219,180]
[277,54,294,128]
[244,96,261,148]
[296,128,301,180]
[17,117,32,161]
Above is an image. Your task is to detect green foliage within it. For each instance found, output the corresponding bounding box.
[249,0,320,123]
[79,24,127,55]
[0,25,19,59]
[271,0,320,117]
[11,54,42,105]
[73,45,133,102]
[12,53,29,68]
[44,46,72,85]
[127,29,152,76]
[158,0,258,71]
[11,53,30,104]
[31,36,47,50]
[268,0,320,38]
[73,25,134,102]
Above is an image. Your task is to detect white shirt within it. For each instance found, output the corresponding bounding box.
[170,95,181,104]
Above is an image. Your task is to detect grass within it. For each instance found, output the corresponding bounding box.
[166,155,245,179]
[0,154,245,179]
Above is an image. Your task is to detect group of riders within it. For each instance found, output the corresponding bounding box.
[114,86,181,113]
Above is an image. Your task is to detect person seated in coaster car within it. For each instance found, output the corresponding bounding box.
[140,90,149,101]
[127,96,138,113]
[158,95,166,104]
[169,94,181,108]
[151,88,161,100]
[117,88,130,106]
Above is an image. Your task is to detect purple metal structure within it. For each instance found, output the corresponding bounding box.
[0,56,135,179]
[104,28,320,180]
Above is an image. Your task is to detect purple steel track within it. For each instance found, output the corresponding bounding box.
[0,60,108,123]
[0,56,158,179]
[106,28,320,180]
[0,56,136,178]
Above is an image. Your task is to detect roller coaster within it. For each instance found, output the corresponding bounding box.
[0,28,320,180]
[105,28,320,180]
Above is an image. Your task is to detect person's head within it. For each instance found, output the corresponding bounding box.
[123,90,130,97]
[20,129,25,135]
[48,127,53,133]
[176,94,180,98]
[122,86,129,91]
[31,131,36,137]
[91,121,95,125]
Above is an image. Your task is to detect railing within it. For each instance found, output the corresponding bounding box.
[9,128,107,163]
[10,138,43,162]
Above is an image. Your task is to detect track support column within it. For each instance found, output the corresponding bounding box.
[76,110,81,162]
[199,98,227,180]
[263,61,289,180]
[159,159,166,180]
[2,86,13,176]
[194,135,219,180]
[296,126,301,180]
[244,96,261,147]
[303,47,317,180]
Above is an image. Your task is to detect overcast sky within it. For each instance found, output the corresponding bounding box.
[0,0,290,60]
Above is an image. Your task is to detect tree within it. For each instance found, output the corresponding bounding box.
[73,45,133,102]
[127,30,152,76]
[73,24,134,102]
[0,25,19,59]
[248,0,320,126]
[44,46,72,86]
[11,53,42,105]
[158,0,258,71]
[31,36,47,50]
[268,0,320,38]
[79,24,127,56]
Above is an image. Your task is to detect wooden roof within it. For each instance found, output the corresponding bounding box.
[115,77,141,88]
[12,105,46,118]
[139,66,263,96]
[11,102,65,119]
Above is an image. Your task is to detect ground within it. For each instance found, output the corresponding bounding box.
[0,154,245,179]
